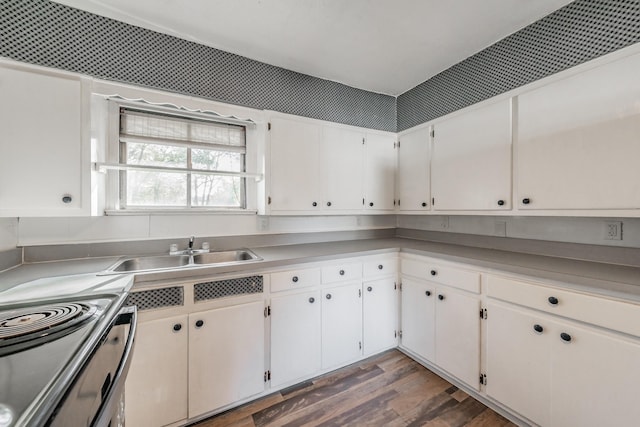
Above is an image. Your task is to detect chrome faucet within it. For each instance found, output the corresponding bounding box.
[169,236,210,255]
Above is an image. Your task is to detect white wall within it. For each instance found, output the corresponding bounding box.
[17,214,395,246]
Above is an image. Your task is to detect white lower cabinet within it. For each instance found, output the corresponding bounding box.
[188,301,266,418]
[321,282,363,369]
[400,277,435,361]
[125,314,188,427]
[362,277,398,356]
[270,289,322,387]
[487,300,640,427]
[433,284,480,391]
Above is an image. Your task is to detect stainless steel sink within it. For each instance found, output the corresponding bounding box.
[103,249,261,274]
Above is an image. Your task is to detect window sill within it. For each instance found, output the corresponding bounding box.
[105,209,258,216]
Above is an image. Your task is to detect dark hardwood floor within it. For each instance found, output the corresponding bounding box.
[193,350,517,427]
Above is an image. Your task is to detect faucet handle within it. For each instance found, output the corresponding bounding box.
[188,236,195,249]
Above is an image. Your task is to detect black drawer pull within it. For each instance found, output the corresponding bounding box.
[339,269,345,276]
[378,264,383,270]
[292,276,299,283]
[425,290,431,297]
[195,320,204,328]
[367,286,373,292]
[522,198,531,205]
[173,323,182,332]
[326,293,332,300]
[430,270,437,276]
[312,201,317,207]
[421,202,427,207]
[560,332,572,342]
[327,201,331,207]
[548,296,559,305]
[497,199,505,206]
[533,324,543,333]
[438,294,445,301]
[308,297,315,303]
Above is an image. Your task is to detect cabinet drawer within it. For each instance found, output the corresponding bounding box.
[271,268,321,292]
[487,274,640,337]
[322,262,362,284]
[363,257,397,278]
[401,258,480,294]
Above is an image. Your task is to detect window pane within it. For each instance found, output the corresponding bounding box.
[191,175,243,207]
[126,171,187,206]
[126,142,187,168]
[121,112,189,140]
[192,149,243,172]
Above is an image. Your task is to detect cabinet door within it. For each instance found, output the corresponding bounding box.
[434,285,480,389]
[322,126,365,211]
[400,277,435,361]
[397,127,430,212]
[0,66,86,217]
[125,315,188,427]
[363,278,398,356]
[188,302,265,418]
[269,117,322,211]
[270,290,321,387]
[551,322,640,427]
[517,53,640,210]
[486,301,551,426]
[364,133,396,211]
[321,282,363,369]
[432,100,511,211]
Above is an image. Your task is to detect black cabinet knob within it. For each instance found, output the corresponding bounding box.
[548,296,559,305]
[497,199,505,206]
[533,324,543,333]
[421,202,427,207]
[195,320,204,328]
[367,286,373,292]
[378,264,383,270]
[62,195,73,204]
[326,293,332,300]
[173,323,182,332]
[339,269,345,276]
[327,201,332,207]
[560,332,572,342]
[308,297,315,303]
[369,202,374,207]
[312,202,317,207]
[430,270,437,276]
[425,290,431,297]
[438,294,445,301]
[292,276,299,283]
[522,198,531,205]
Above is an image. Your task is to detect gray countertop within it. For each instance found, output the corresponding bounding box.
[3,237,640,304]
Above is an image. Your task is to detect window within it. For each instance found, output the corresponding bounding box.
[117,107,247,209]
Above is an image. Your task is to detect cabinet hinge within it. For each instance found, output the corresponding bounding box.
[268,122,271,131]
[480,373,487,385]
[264,370,271,382]
[264,306,271,318]
[268,196,272,205]
[480,308,487,319]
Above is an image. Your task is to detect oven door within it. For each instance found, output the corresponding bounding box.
[49,305,137,427]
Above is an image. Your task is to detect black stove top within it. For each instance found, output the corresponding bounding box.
[0,297,115,427]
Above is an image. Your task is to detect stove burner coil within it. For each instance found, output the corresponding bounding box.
[0,303,96,343]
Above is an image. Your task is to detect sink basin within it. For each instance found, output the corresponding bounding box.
[103,249,261,274]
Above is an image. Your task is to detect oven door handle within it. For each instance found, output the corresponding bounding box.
[92,305,138,427]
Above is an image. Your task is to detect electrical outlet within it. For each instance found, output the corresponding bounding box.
[604,221,623,240]
[258,216,269,231]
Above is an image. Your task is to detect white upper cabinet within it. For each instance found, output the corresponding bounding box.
[322,126,364,211]
[364,132,397,211]
[431,99,512,211]
[268,116,323,212]
[397,127,430,212]
[517,52,640,210]
[0,64,88,216]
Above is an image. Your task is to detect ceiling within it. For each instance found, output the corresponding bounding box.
[53,0,574,96]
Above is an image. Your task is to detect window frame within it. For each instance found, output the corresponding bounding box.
[102,99,260,214]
